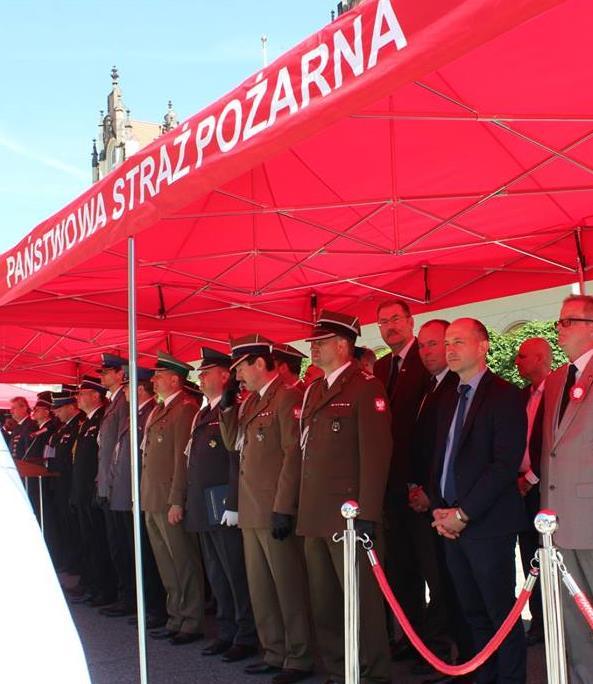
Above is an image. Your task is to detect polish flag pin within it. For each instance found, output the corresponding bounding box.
[375,397,387,412]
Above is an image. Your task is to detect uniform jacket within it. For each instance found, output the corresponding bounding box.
[541,357,593,548]
[23,417,59,464]
[184,403,239,532]
[297,364,393,537]
[10,416,38,460]
[140,393,196,513]
[220,377,302,529]
[110,397,155,511]
[374,341,431,508]
[47,411,85,476]
[97,386,128,498]
[411,370,459,490]
[71,406,105,506]
[431,370,527,539]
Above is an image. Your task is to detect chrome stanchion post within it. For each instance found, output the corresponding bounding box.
[341,500,360,684]
[534,510,568,684]
[38,476,44,536]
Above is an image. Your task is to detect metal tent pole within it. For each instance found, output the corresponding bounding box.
[128,236,149,684]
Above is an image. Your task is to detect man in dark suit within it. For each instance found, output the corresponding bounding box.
[373,298,431,658]
[514,337,551,646]
[407,320,460,673]
[431,318,527,684]
[185,347,257,662]
[70,376,117,606]
[9,396,37,460]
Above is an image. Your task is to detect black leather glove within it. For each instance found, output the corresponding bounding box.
[219,376,241,410]
[355,518,375,541]
[271,512,293,541]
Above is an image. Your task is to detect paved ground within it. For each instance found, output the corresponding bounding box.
[66,581,548,684]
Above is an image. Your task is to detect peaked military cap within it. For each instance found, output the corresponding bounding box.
[51,391,78,409]
[96,353,128,373]
[61,383,78,395]
[152,351,193,379]
[79,375,108,396]
[34,391,53,410]
[196,346,232,371]
[272,342,307,363]
[305,309,361,342]
[184,379,204,400]
[229,334,274,370]
[122,365,155,383]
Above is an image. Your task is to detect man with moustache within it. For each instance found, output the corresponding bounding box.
[219,335,313,684]
[514,337,551,646]
[185,347,257,662]
[431,319,527,684]
[407,320,460,673]
[541,295,593,682]
[373,298,431,657]
[142,352,205,645]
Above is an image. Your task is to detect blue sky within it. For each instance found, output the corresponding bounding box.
[0,0,333,253]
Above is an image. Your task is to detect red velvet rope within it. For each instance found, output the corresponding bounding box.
[368,549,535,676]
[572,592,593,632]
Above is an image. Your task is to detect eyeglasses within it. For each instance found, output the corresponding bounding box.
[378,314,410,326]
[555,317,593,328]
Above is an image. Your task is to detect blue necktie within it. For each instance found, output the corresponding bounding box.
[443,384,471,505]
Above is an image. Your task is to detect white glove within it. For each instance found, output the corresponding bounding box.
[221,510,238,527]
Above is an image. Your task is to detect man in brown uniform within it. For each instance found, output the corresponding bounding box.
[219,335,313,684]
[141,351,204,645]
[272,343,307,391]
[299,310,393,684]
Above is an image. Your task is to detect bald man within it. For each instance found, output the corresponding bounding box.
[515,337,551,646]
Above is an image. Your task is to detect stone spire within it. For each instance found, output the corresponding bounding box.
[162,100,178,133]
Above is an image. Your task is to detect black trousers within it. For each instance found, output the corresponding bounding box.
[444,533,526,684]
[199,527,257,646]
[75,501,117,599]
[518,487,543,629]
[45,474,81,570]
[106,509,135,607]
[384,501,425,635]
[117,508,167,617]
[407,509,454,655]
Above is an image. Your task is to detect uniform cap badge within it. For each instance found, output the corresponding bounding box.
[375,397,387,412]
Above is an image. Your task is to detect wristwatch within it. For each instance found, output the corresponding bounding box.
[455,508,468,524]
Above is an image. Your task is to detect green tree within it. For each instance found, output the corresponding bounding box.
[487,320,566,386]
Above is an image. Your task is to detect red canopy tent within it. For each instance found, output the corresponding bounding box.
[0,0,591,384]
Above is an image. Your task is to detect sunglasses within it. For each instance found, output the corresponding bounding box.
[555,318,593,328]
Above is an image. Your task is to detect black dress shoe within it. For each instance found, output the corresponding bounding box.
[147,614,168,629]
[271,669,313,684]
[149,628,178,640]
[68,593,92,605]
[202,639,232,656]
[221,643,259,662]
[244,661,282,675]
[170,631,204,645]
[89,595,117,608]
[100,604,136,618]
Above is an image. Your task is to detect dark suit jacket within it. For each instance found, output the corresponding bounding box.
[374,340,431,507]
[70,407,104,506]
[10,417,38,460]
[23,417,59,463]
[48,411,85,475]
[431,370,528,539]
[185,403,238,532]
[521,385,544,479]
[411,370,458,490]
